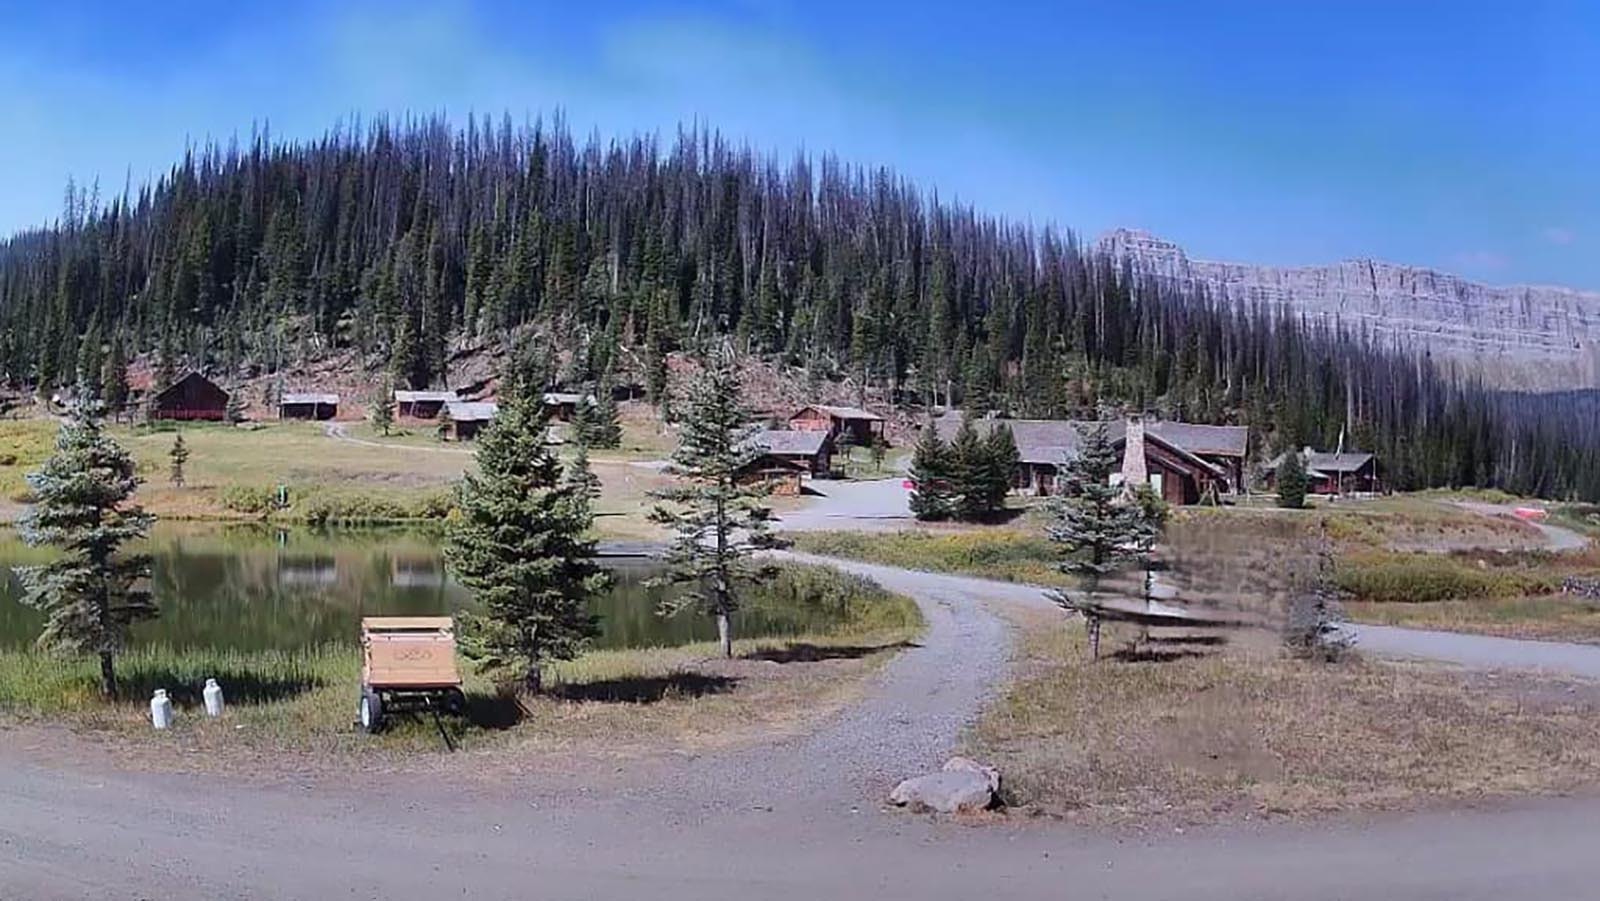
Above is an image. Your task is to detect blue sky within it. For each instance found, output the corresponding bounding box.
[2,1,1597,288]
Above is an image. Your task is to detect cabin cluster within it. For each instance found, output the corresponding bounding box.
[934,414,1249,505]
[735,404,886,495]
[1263,447,1382,496]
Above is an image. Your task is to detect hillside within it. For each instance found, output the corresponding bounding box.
[0,114,1596,500]
[1098,228,1600,391]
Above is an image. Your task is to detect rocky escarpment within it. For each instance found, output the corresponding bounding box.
[1097,229,1600,391]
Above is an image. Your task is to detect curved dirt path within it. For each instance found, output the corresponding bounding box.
[1452,500,1591,552]
[9,555,1600,898]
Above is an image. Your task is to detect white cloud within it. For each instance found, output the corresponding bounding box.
[1543,227,1576,246]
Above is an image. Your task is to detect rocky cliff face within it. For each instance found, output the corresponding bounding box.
[1097,229,1600,391]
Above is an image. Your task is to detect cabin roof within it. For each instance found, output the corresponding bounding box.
[154,371,227,402]
[395,389,458,403]
[792,404,883,422]
[444,401,499,422]
[542,392,591,405]
[1304,452,1376,473]
[281,392,339,406]
[933,415,1244,470]
[747,429,831,456]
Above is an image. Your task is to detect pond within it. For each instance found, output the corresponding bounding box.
[0,524,851,652]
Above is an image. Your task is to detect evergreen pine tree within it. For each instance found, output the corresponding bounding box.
[588,378,623,449]
[443,388,609,693]
[948,415,990,521]
[568,396,598,447]
[908,421,954,521]
[565,441,602,506]
[648,342,786,658]
[369,379,395,436]
[225,389,247,424]
[435,404,453,442]
[1277,450,1309,509]
[101,339,129,419]
[983,423,1020,513]
[1043,422,1162,653]
[168,433,188,487]
[17,397,155,698]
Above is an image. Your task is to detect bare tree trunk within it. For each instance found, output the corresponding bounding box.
[524,665,543,695]
[99,652,117,700]
[717,612,731,659]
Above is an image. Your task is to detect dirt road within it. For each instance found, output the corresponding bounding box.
[1453,500,1591,552]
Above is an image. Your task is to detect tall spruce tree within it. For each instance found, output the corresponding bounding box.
[443,387,609,693]
[168,433,189,487]
[983,423,1020,512]
[18,397,155,698]
[588,378,623,449]
[101,339,129,419]
[948,415,990,521]
[369,379,395,436]
[1276,450,1309,509]
[908,421,954,521]
[1043,423,1162,648]
[648,342,785,658]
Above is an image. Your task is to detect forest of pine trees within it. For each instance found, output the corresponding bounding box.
[0,113,1595,500]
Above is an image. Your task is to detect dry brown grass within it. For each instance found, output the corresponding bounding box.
[969,611,1600,827]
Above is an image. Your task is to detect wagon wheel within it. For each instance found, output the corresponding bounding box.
[358,687,385,734]
[442,688,468,717]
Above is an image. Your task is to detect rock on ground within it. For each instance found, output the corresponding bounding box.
[889,757,1001,814]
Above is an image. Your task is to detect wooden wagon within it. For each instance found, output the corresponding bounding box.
[357,616,466,734]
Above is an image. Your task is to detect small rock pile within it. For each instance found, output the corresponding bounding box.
[888,757,1001,814]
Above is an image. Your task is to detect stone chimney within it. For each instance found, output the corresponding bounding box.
[1120,415,1148,493]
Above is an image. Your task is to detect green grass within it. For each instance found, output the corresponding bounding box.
[790,528,1068,586]
[0,420,55,504]
[0,563,923,756]
[1552,504,1600,539]
[1335,551,1563,603]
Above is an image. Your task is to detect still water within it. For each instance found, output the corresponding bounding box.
[0,524,845,651]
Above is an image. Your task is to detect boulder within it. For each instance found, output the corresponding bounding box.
[942,756,1002,793]
[889,770,995,814]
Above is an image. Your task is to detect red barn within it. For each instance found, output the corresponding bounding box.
[149,372,229,422]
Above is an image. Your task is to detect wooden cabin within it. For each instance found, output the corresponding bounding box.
[788,404,886,446]
[541,392,591,422]
[149,372,229,422]
[1265,449,1382,496]
[934,414,1245,505]
[747,429,834,475]
[443,401,499,441]
[395,389,457,420]
[279,392,339,421]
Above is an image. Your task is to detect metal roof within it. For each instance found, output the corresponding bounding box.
[793,404,883,422]
[747,429,831,456]
[933,415,1245,468]
[281,392,339,406]
[1304,452,1375,473]
[542,392,592,405]
[395,390,458,403]
[444,401,499,422]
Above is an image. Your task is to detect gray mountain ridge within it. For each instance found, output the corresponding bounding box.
[1096,228,1600,391]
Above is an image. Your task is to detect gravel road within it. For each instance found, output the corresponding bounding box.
[1453,500,1591,552]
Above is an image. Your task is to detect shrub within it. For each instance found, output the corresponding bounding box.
[220,484,279,514]
[1336,553,1561,604]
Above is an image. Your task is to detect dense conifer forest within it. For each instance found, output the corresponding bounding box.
[0,114,1595,499]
